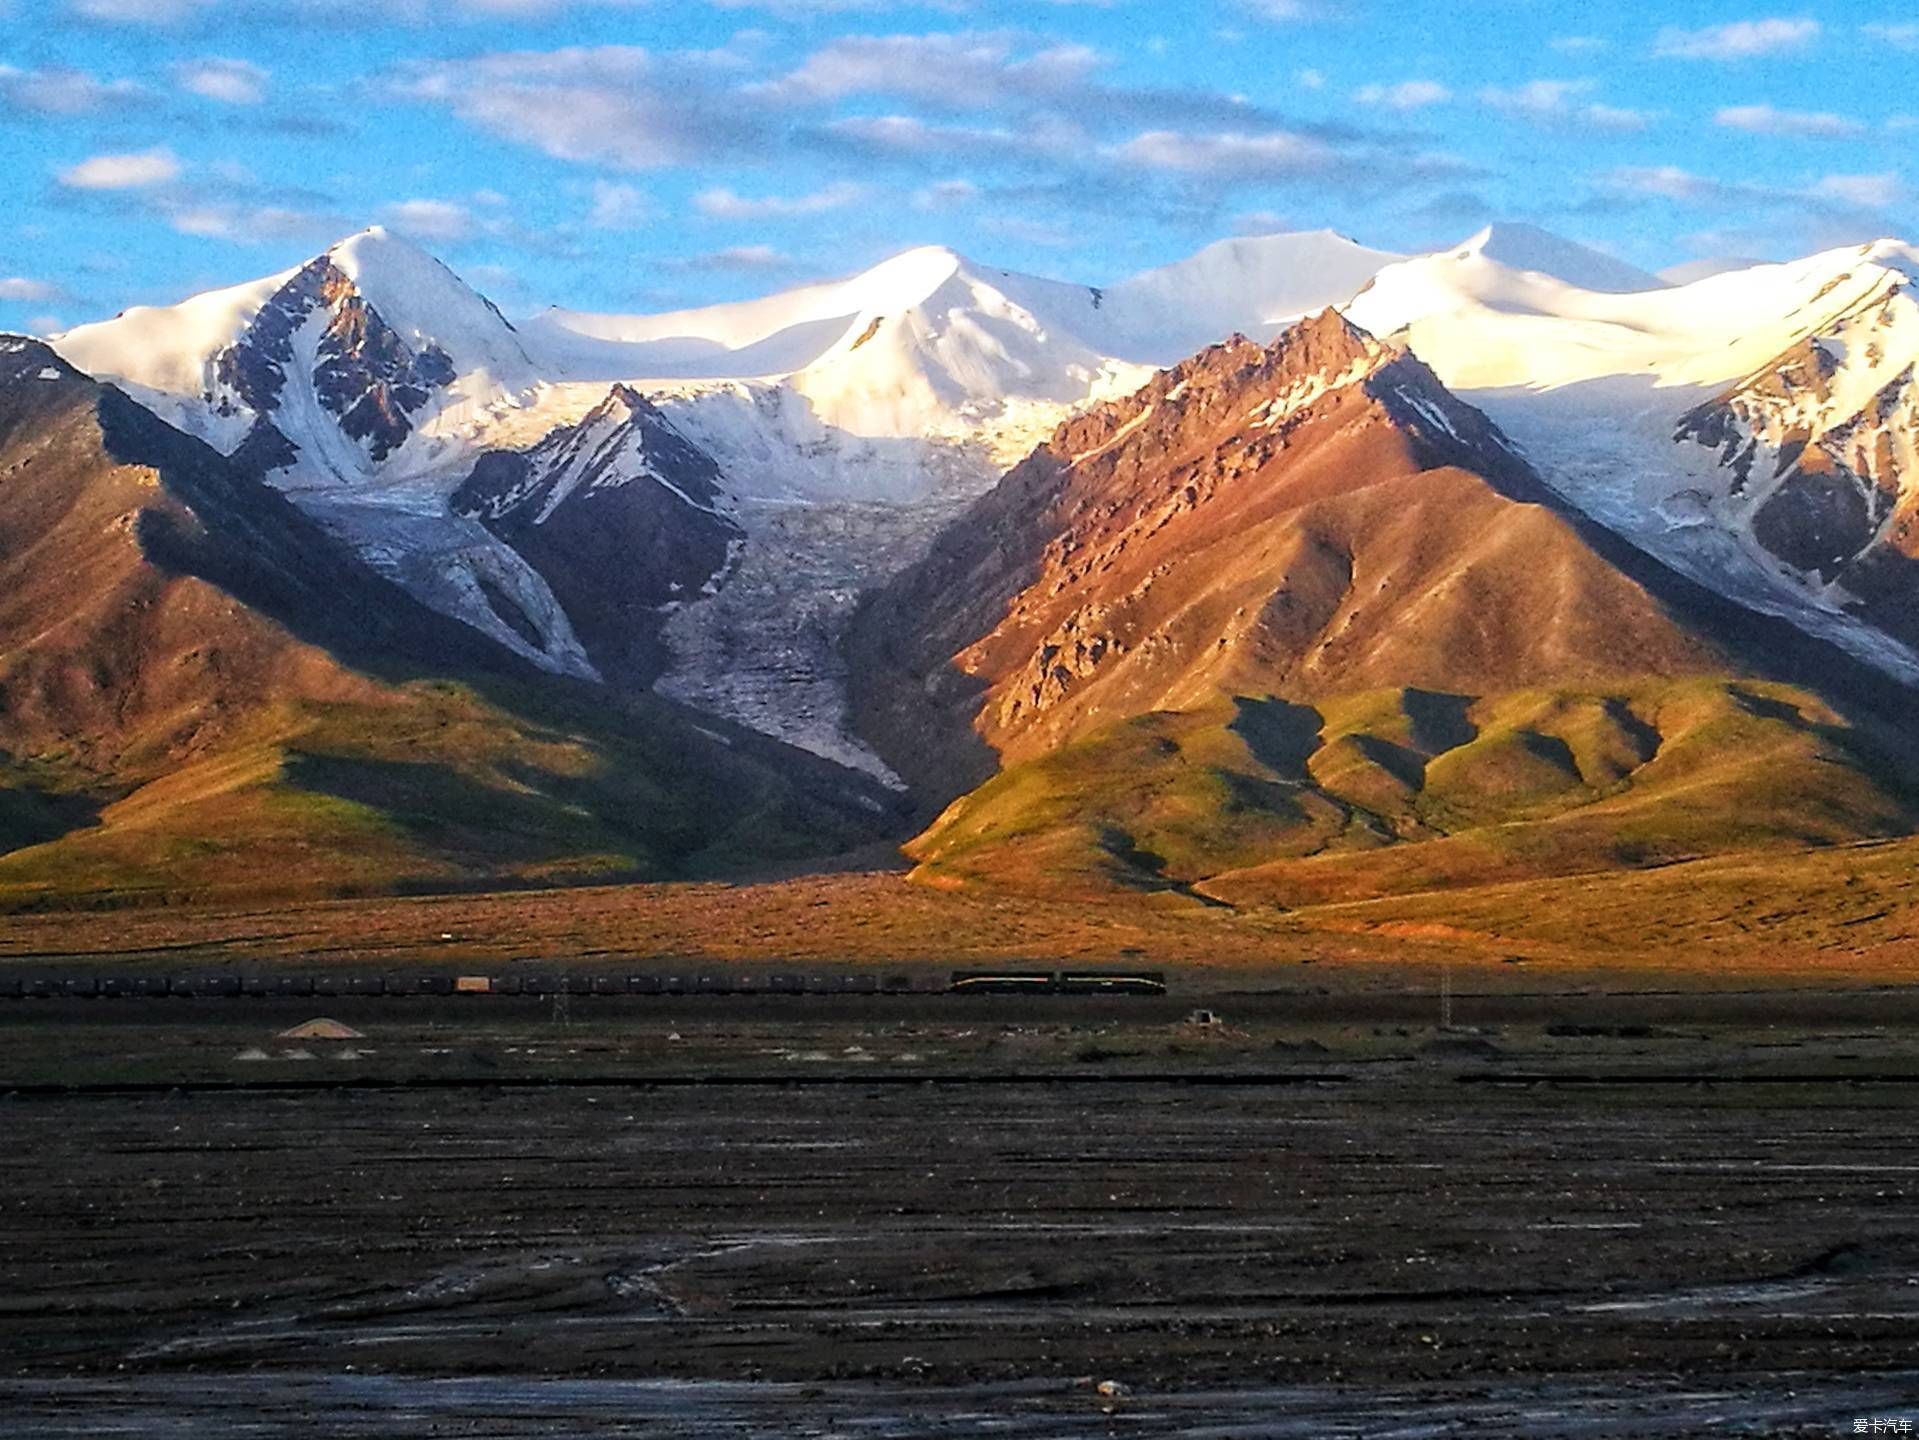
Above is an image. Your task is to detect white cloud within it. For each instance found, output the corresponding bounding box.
[1810,173,1907,210]
[1715,103,1861,138]
[1606,164,1749,204]
[1549,35,1607,54]
[694,180,865,220]
[173,57,268,105]
[822,112,1077,163]
[0,277,60,302]
[390,47,772,170]
[1232,208,1290,233]
[69,0,211,21]
[1653,17,1819,60]
[587,180,648,229]
[58,148,181,190]
[685,244,792,271]
[379,198,475,243]
[710,0,951,12]
[1480,79,1648,130]
[767,33,1102,111]
[1295,68,1325,89]
[166,204,339,245]
[912,177,980,210]
[1113,128,1328,179]
[1864,22,1919,50]
[1241,0,1324,17]
[978,215,1076,247]
[0,65,143,115]
[1352,79,1450,111]
[1606,164,1906,216]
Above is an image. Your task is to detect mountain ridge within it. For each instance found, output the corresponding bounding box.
[844,310,1919,898]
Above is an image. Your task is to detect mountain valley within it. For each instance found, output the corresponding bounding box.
[11,219,1919,919]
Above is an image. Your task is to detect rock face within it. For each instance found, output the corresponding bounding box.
[1673,263,1919,644]
[452,386,743,686]
[849,311,1724,800]
[0,336,901,901]
[0,336,518,778]
[844,311,1919,896]
[209,254,461,467]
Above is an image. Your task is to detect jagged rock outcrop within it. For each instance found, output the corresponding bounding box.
[1674,259,1919,644]
[451,385,743,686]
[209,255,460,463]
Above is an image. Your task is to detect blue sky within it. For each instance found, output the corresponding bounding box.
[1,1,1913,330]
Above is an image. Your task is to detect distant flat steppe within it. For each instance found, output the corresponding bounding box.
[2,834,1916,984]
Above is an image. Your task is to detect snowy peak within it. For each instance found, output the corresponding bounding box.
[1674,258,1919,596]
[1452,223,1667,293]
[210,251,461,462]
[1043,309,1517,496]
[52,227,534,471]
[453,382,725,528]
[325,226,533,386]
[1100,228,1404,360]
[450,384,742,687]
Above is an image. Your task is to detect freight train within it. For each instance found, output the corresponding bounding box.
[0,969,1167,1000]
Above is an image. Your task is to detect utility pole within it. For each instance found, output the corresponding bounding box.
[1440,960,1453,1031]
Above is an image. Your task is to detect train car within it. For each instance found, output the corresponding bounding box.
[455,975,493,995]
[273,976,316,998]
[383,974,418,997]
[312,975,340,997]
[0,976,23,1000]
[562,975,592,997]
[591,975,624,996]
[1058,971,1168,996]
[625,974,661,995]
[521,975,554,997]
[140,976,173,999]
[58,978,100,999]
[179,974,242,999]
[949,970,1058,995]
[659,974,691,995]
[491,975,524,996]
[881,973,915,995]
[842,974,880,995]
[99,976,136,999]
[767,972,806,996]
[343,975,386,997]
[693,973,733,995]
[22,977,55,1000]
[417,975,455,997]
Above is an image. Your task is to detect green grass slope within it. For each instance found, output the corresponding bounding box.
[904,681,1919,904]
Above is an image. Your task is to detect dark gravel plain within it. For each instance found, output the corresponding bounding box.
[3,989,1917,1436]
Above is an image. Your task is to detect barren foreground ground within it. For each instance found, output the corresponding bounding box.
[3,991,1918,1436]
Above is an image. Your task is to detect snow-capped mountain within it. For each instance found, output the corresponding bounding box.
[56,227,538,484]
[451,384,743,686]
[40,220,1919,782]
[1344,236,1919,685]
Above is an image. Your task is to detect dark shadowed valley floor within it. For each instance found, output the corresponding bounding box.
[3,992,1918,1435]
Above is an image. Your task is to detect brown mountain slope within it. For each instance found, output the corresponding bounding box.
[846,314,1919,898]
[0,339,898,906]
